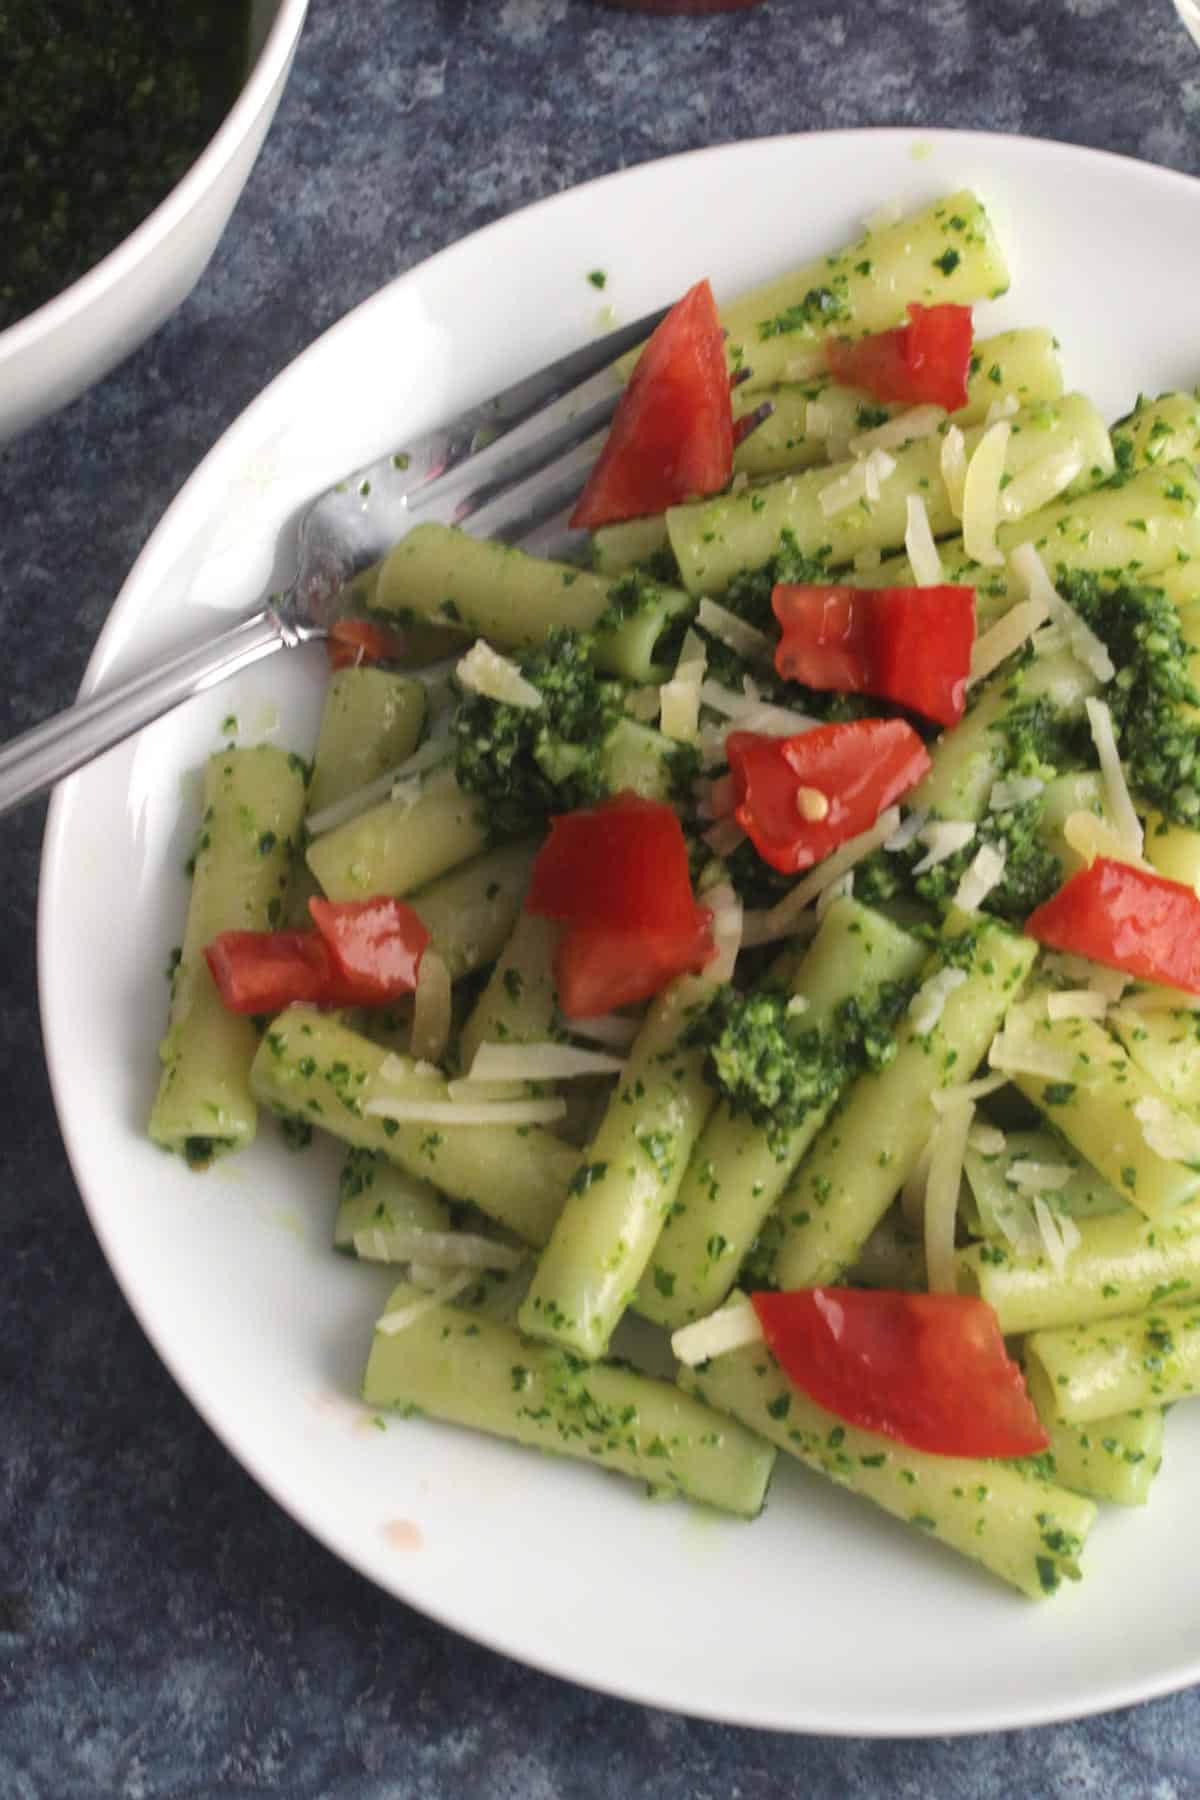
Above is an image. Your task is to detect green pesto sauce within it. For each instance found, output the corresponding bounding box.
[1,2,251,331]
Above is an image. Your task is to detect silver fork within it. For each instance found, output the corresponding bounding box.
[0,307,668,818]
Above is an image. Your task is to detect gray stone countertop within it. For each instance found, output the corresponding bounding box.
[4,1,1200,1793]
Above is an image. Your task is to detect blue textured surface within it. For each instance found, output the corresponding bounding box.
[4,1,1200,1792]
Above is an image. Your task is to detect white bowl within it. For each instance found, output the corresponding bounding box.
[1176,0,1200,46]
[0,0,309,444]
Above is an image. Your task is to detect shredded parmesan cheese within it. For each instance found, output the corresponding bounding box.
[1084,696,1143,858]
[933,1071,1010,1111]
[818,459,872,518]
[967,596,1051,686]
[1062,809,1147,870]
[659,676,702,744]
[863,447,897,503]
[375,1271,476,1335]
[1043,954,1130,1002]
[659,630,707,744]
[305,738,453,838]
[805,399,833,438]
[967,1123,1007,1156]
[989,775,1045,812]
[697,598,775,666]
[457,639,543,709]
[984,394,1020,427]
[698,678,818,738]
[909,967,968,1036]
[1134,1096,1200,1164]
[364,1095,566,1127]
[354,1227,524,1270]
[1046,989,1110,1022]
[904,493,943,586]
[924,1096,973,1293]
[953,842,1006,913]
[1031,1196,1081,1276]
[988,1021,1074,1084]
[900,1136,933,1230]
[671,1300,763,1367]
[961,420,1011,568]
[912,820,976,873]
[705,881,744,984]
[466,1042,626,1082]
[1009,543,1115,683]
[884,808,928,853]
[1007,1160,1073,1192]
[741,805,902,945]
[849,404,945,459]
[940,424,968,520]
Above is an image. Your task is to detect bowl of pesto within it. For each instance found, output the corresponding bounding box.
[0,0,309,443]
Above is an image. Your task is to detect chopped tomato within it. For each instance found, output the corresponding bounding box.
[569,279,733,529]
[204,929,338,1014]
[205,898,428,1014]
[1025,858,1200,994]
[326,618,409,671]
[725,720,931,875]
[526,790,698,935]
[751,1288,1049,1459]
[554,911,715,1019]
[773,583,975,729]
[309,896,429,1003]
[826,303,974,413]
[526,791,716,1015]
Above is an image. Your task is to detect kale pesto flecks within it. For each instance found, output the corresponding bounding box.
[685,978,913,1152]
[1056,569,1200,825]
[453,627,623,836]
[2,2,251,330]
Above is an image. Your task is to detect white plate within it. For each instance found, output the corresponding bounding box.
[39,129,1200,1737]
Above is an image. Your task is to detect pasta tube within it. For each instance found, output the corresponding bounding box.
[363,1284,776,1518]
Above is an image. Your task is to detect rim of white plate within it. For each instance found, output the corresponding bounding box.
[37,128,1200,1736]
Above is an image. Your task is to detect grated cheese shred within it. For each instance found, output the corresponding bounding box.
[961,420,1011,567]
[924,1095,973,1293]
[671,1299,764,1367]
[904,493,943,586]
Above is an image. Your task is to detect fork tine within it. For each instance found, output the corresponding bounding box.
[460,429,606,545]
[393,304,666,505]
[407,367,618,531]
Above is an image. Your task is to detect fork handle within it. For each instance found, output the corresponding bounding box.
[0,608,289,818]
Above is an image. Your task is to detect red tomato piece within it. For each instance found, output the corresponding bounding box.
[308,897,429,1003]
[526,791,698,936]
[772,584,872,693]
[326,618,409,671]
[826,303,974,413]
[553,909,716,1019]
[1025,858,1200,994]
[204,929,337,1014]
[725,720,931,875]
[751,1287,1049,1459]
[205,899,429,1015]
[569,279,733,529]
[772,583,975,729]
